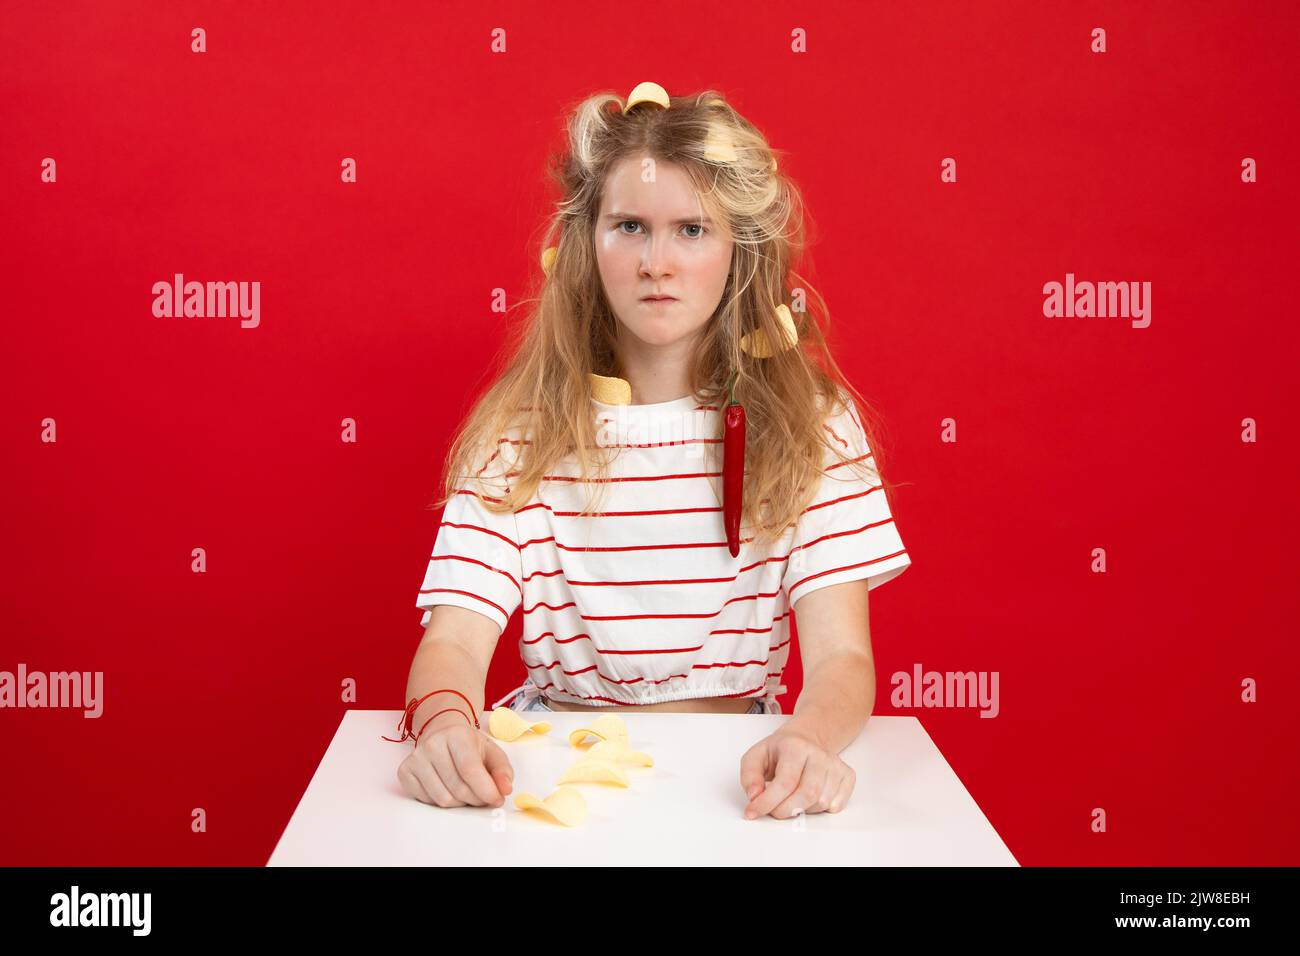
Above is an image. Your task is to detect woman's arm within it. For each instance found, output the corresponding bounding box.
[783,578,875,754]
[404,604,503,739]
[739,578,874,819]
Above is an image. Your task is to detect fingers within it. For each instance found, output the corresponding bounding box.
[770,762,855,818]
[812,766,839,813]
[481,739,515,797]
[396,761,431,804]
[399,755,456,807]
[427,736,489,807]
[826,767,855,813]
[414,758,458,807]
[446,735,505,807]
[771,761,830,819]
[738,740,771,802]
[743,734,858,820]
[402,729,513,810]
[406,725,857,817]
[745,748,806,819]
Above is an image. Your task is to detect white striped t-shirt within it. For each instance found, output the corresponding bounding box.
[416,390,911,707]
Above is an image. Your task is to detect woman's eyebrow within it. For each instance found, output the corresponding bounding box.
[603,212,714,225]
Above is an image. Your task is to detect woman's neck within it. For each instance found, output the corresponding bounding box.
[612,336,698,404]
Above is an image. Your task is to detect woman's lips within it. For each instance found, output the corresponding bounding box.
[640,296,677,302]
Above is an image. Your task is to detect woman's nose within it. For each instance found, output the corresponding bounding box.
[639,234,673,276]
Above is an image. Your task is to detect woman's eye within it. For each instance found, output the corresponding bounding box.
[616,221,707,238]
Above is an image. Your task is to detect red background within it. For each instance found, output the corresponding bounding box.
[2,0,1297,865]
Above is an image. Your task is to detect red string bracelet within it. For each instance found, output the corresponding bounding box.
[414,708,472,742]
[380,688,481,744]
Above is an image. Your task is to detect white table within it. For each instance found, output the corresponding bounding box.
[268,710,1018,866]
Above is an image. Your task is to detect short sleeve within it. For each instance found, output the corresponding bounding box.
[415,438,524,634]
[782,396,911,607]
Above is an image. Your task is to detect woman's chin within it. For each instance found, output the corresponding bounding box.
[623,319,700,347]
[629,331,692,350]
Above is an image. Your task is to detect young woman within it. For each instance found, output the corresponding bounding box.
[391,82,911,821]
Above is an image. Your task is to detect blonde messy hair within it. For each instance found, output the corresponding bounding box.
[434,86,903,548]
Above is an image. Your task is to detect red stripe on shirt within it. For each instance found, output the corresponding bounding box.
[539,470,721,483]
[787,517,896,557]
[515,501,722,518]
[523,589,781,622]
[517,610,794,655]
[416,588,510,622]
[823,422,851,449]
[522,655,771,685]
[426,554,522,595]
[826,451,873,472]
[437,519,520,550]
[531,681,768,705]
[550,554,788,587]
[786,549,910,594]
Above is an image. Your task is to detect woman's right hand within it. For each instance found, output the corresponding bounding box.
[397,716,514,808]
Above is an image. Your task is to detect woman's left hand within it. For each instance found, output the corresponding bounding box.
[738,724,856,820]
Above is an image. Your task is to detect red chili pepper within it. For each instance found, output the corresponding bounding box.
[722,370,746,557]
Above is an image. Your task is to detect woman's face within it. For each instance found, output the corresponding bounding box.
[594,156,733,353]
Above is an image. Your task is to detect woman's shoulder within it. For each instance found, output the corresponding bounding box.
[813,386,865,437]
[807,387,877,477]
[458,417,529,493]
